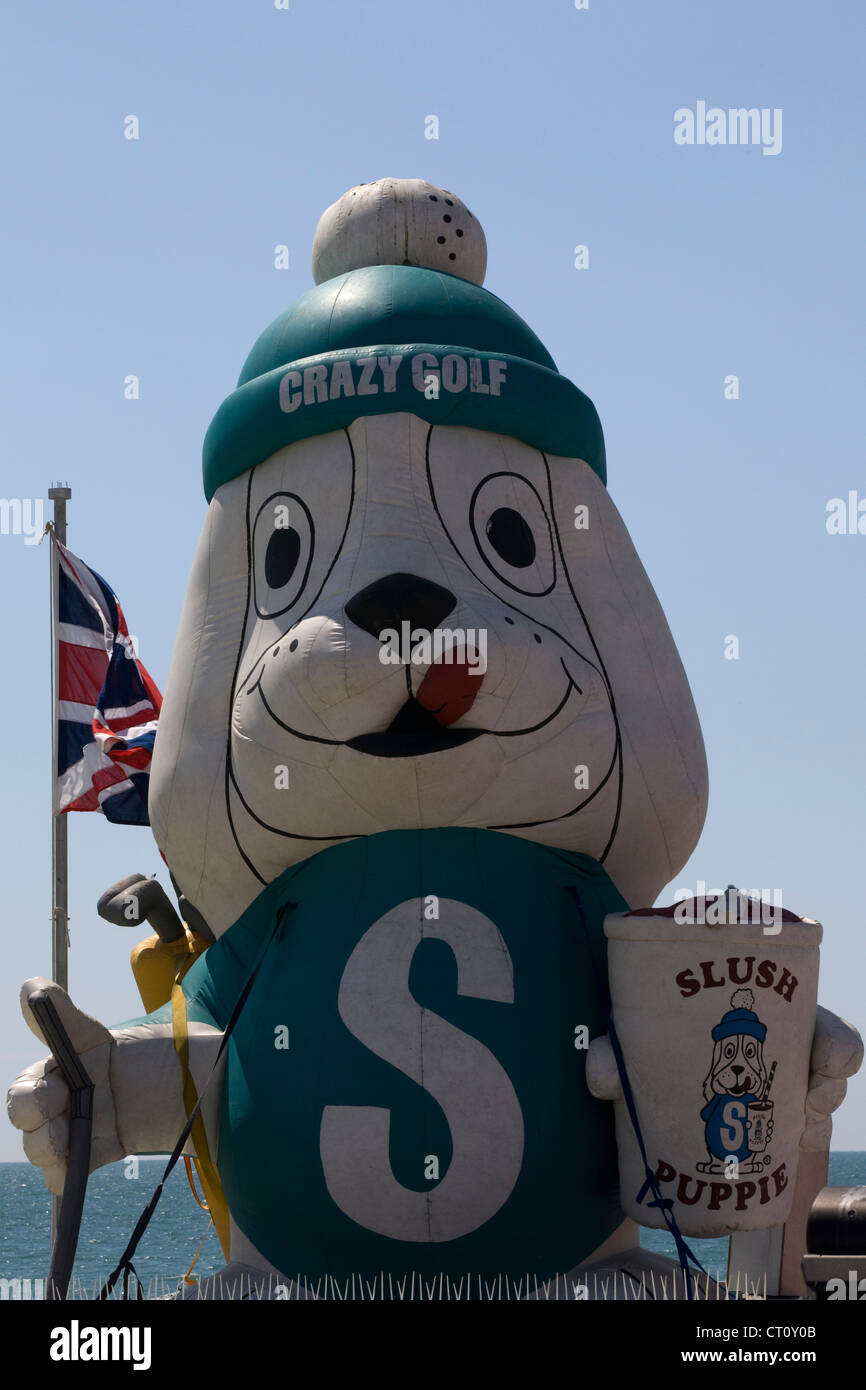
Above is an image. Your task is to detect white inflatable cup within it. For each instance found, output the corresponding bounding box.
[601,899,821,1236]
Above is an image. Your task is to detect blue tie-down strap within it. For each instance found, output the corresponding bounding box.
[566,887,707,1300]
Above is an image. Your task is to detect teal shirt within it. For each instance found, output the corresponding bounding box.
[147,828,626,1285]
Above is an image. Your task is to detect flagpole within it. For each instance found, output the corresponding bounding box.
[48,483,71,1247]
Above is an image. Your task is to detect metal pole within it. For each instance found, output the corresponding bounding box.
[48,484,71,1250]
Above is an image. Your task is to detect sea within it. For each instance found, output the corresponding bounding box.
[1,1153,864,1300]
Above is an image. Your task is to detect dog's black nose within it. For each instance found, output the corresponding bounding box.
[730,1065,744,1076]
[345,573,457,638]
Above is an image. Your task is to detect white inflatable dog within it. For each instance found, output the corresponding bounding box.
[8,180,862,1298]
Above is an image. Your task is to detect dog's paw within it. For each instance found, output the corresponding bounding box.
[798,1009,861,1151]
[586,1035,623,1100]
[7,979,122,1194]
[810,1006,863,1082]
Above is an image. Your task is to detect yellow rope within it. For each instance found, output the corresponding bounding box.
[184,1155,210,1212]
[171,966,232,1259]
[182,1219,213,1286]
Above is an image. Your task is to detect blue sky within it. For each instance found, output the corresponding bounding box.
[1,0,864,1157]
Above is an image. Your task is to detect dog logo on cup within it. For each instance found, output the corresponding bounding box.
[697,989,776,1175]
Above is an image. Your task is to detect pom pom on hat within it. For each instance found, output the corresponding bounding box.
[712,990,767,1043]
[312,178,487,286]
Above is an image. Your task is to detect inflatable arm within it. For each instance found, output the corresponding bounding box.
[6,977,224,1195]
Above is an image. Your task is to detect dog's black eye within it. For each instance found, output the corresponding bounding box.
[253,491,316,619]
[485,508,536,569]
[464,472,555,596]
[265,528,302,589]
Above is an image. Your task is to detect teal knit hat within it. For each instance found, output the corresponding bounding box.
[202,179,606,502]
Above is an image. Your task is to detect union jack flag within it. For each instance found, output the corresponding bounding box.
[54,538,162,825]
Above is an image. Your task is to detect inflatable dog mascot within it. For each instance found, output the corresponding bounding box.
[9,180,862,1298]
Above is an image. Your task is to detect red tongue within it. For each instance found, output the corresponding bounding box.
[416,650,482,727]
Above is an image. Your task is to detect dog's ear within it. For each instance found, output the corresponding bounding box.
[547,457,708,907]
[152,429,359,934]
[149,470,251,934]
[704,1042,722,1094]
